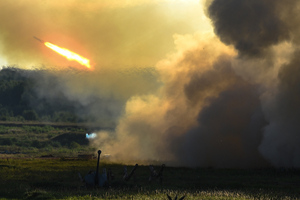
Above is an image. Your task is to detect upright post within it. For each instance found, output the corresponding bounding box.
[94,150,101,186]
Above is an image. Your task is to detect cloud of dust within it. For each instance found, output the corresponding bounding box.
[92,0,300,168]
[4,0,300,168]
[206,0,300,167]
[91,33,267,167]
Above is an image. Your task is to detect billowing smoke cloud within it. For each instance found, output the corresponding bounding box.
[205,0,300,167]
[91,0,300,168]
[259,49,300,168]
[179,57,268,168]
[206,0,297,57]
[4,0,300,168]
[91,33,267,167]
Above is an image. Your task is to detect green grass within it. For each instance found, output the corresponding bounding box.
[0,158,300,199]
[0,125,95,157]
[1,125,300,199]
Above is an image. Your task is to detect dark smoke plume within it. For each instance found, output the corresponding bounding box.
[92,0,300,168]
[206,0,300,167]
[92,34,271,167]
[259,50,300,167]
[3,0,300,168]
[179,57,268,167]
[206,0,291,57]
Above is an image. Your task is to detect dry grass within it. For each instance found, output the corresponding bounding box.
[1,125,300,199]
[0,158,300,199]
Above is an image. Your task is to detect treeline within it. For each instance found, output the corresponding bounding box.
[0,67,92,123]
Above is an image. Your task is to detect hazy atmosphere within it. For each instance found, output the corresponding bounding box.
[1,0,300,168]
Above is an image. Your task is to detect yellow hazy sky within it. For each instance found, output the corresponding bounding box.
[0,0,212,70]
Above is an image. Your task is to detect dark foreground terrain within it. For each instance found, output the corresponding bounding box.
[1,124,300,199]
[1,158,300,199]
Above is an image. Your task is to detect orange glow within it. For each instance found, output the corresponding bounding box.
[44,42,91,69]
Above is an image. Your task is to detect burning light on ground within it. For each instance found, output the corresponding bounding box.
[44,42,91,69]
[86,133,97,139]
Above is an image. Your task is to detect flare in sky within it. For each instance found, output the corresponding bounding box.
[33,36,92,69]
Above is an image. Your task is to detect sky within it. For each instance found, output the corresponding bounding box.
[2,0,300,168]
[0,0,211,69]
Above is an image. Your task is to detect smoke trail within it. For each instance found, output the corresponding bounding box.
[0,0,202,69]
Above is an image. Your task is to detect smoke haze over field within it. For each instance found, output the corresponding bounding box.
[93,0,300,168]
[0,0,207,69]
[93,33,269,167]
[2,0,300,168]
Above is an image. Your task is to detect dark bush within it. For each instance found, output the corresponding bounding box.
[31,140,44,148]
[70,141,80,149]
[0,138,13,145]
[23,110,39,121]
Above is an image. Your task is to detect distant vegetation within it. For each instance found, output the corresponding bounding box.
[0,125,95,157]
[0,67,97,123]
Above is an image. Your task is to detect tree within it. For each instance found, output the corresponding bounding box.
[23,110,39,121]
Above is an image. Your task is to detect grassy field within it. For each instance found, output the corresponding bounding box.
[1,158,300,199]
[1,124,300,199]
[0,124,96,157]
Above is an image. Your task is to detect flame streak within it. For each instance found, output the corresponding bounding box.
[44,42,91,69]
